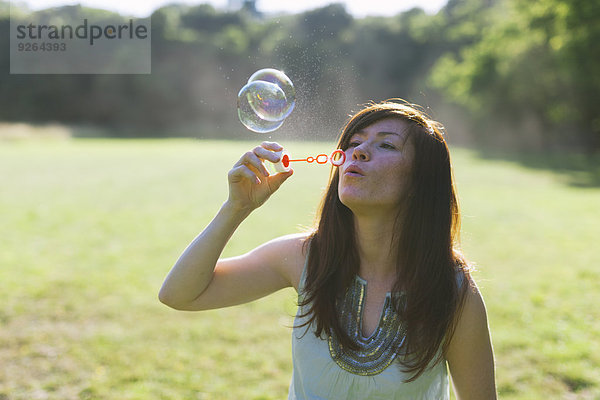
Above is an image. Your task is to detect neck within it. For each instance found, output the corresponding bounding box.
[353,211,402,281]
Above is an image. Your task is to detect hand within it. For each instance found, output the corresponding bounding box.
[226,141,294,212]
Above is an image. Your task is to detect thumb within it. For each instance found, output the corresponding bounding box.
[268,168,294,192]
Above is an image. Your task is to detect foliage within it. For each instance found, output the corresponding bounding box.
[429,0,600,151]
[0,0,598,151]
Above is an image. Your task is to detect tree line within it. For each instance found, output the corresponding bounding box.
[0,0,598,151]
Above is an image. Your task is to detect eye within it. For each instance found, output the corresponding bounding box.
[348,141,361,148]
[380,142,397,150]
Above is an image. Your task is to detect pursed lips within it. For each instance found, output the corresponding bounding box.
[344,163,365,177]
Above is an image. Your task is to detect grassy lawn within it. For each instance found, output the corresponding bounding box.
[0,139,598,399]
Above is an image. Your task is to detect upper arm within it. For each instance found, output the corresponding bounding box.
[179,233,308,311]
[446,282,497,400]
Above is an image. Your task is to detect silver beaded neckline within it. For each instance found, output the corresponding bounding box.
[328,276,407,376]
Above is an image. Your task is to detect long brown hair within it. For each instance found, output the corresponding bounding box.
[299,99,471,381]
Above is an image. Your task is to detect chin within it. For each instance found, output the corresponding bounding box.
[339,193,372,210]
[339,191,402,215]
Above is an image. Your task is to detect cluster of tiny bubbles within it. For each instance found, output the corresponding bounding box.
[237,68,296,133]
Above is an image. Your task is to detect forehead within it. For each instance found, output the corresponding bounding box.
[351,118,410,139]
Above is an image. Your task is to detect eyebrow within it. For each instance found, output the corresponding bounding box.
[352,131,403,138]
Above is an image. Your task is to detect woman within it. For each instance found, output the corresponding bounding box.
[159,100,497,399]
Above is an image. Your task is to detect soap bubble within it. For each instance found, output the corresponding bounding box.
[237,82,285,133]
[244,80,288,122]
[237,68,295,133]
[248,68,296,119]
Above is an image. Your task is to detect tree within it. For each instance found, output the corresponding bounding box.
[430,0,600,151]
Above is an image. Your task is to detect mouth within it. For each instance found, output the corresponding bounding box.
[344,164,365,177]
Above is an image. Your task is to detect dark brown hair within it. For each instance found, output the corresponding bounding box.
[299,99,471,381]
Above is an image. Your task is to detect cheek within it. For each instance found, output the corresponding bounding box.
[382,154,411,175]
[384,160,413,195]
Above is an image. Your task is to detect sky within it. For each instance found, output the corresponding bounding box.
[17,0,448,18]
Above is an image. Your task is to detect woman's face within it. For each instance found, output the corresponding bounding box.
[338,118,415,215]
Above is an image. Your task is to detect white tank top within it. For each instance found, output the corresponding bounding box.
[288,251,450,400]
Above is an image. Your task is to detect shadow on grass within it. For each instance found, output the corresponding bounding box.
[475,149,600,188]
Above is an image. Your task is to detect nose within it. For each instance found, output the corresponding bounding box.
[352,143,369,161]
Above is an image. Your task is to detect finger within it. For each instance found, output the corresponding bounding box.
[268,168,294,191]
[245,161,266,180]
[234,151,270,176]
[260,141,284,152]
[253,146,282,163]
[229,164,260,185]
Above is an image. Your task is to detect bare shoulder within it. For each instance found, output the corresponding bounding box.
[447,277,497,399]
[450,278,489,345]
[461,279,489,325]
[245,232,311,291]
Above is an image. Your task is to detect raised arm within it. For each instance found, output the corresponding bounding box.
[446,282,498,400]
[158,141,298,311]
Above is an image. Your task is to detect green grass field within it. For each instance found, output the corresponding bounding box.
[1,139,598,399]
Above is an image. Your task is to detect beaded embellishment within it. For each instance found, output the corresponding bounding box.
[328,276,407,376]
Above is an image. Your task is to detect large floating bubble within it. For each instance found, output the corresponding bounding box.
[244,80,288,122]
[237,68,295,133]
[248,68,296,119]
[237,82,285,133]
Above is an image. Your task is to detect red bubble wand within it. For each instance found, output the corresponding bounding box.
[273,149,346,172]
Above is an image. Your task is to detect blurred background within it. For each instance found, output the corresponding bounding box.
[1,1,600,399]
[1,0,598,152]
